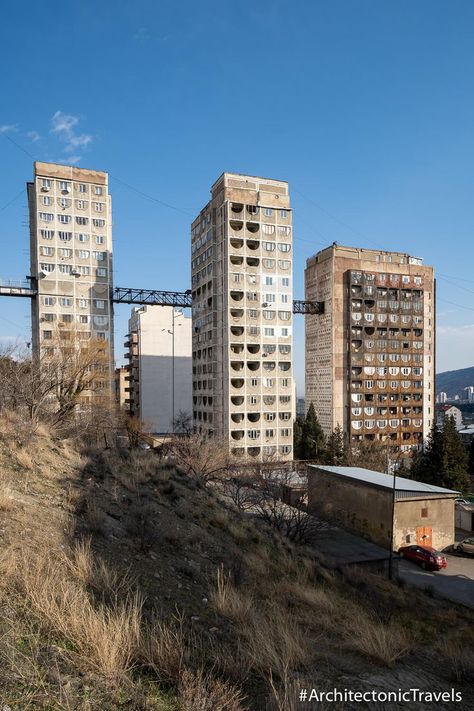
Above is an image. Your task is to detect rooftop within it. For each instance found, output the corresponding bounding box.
[308,465,460,496]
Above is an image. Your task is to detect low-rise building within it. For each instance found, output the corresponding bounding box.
[114,366,128,409]
[459,425,474,446]
[307,465,458,551]
[455,502,474,533]
[436,404,463,431]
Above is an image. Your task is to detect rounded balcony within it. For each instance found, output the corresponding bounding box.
[230,361,244,371]
[263,396,276,406]
[246,205,259,216]
[246,239,260,251]
[246,257,259,267]
[230,238,243,249]
[247,447,260,457]
[351,367,362,376]
[247,361,260,371]
[365,327,375,336]
[351,285,362,296]
[352,339,362,350]
[248,412,260,423]
[231,447,245,457]
[230,343,244,354]
[230,220,243,232]
[231,413,245,423]
[279,362,291,372]
[230,326,244,337]
[247,344,260,354]
[231,430,245,440]
[230,290,244,302]
[230,255,244,265]
[230,308,244,318]
[231,203,243,213]
[231,396,244,406]
[246,222,259,233]
[263,362,275,371]
[231,378,244,389]
[365,299,375,309]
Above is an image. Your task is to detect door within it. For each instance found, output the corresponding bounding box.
[416,526,432,547]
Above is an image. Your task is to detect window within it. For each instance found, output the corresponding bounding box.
[263,259,274,268]
[43,296,55,306]
[93,218,105,227]
[281,328,289,336]
[59,297,71,307]
[281,277,290,287]
[77,266,90,275]
[40,246,54,256]
[77,200,86,209]
[402,275,410,284]
[280,428,290,437]
[78,250,90,259]
[94,299,105,309]
[43,313,55,322]
[41,178,52,189]
[264,208,273,217]
[265,413,276,421]
[57,214,71,224]
[95,235,105,244]
[78,299,88,308]
[62,314,73,323]
[249,395,258,405]
[40,229,54,239]
[94,186,103,195]
[77,233,89,242]
[94,202,104,212]
[40,263,55,272]
[264,294,276,303]
[58,264,72,274]
[278,225,290,236]
[263,310,275,320]
[76,216,88,225]
[96,332,106,341]
[250,377,258,387]
[43,330,53,340]
[92,251,105,261]
[248,309,257,318]
[281,378,289,387]
[39,212,54,222]
[263,378,274,387]
[278,243,291,253]
[281,294,289,303]
[280,209,288,218]
[421,507,428,518]
[278,260,290,269]
[248,430,260,440]
[263,241,275,251]
[265,429,275,438]
[264,328,275,337]
[78,183,87,193]
[97,267,107,277]
[42,196,52,206]
[262,224,275,235]
[58,231,72,241]
[59,181,70,192]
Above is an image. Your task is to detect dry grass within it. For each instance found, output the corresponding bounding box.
[211,566,253,622]
[140,614,189,682]
[1,545,142,682]
[178,668,247,711]
[0,487,15,511]
[15,448,34,470]
[437,637,474,682]
[66,537,134,600]
[345,612,414,666]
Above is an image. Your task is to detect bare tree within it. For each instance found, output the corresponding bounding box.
[172,410,192,435]
[170,431,231,483]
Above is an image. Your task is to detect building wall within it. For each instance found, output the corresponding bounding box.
[305,245,435,452]
[307,467,455,550]
[114,366,128,408]
[28,161,114,392]
[191,173,294,461]
[127,306,192,433]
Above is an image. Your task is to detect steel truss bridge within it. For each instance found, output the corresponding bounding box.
[0,281,324,315]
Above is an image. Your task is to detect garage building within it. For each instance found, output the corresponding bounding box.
[308,465,459,551]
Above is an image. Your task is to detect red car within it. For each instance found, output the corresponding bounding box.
[398,545,447,571]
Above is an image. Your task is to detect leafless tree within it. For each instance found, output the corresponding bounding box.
[172,410,192,435]
[170,431,231,483]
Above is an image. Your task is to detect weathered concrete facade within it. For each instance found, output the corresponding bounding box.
[308,465,457,551]
[191,173,294,461]
[305,245,435,451]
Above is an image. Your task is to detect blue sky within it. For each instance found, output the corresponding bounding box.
[1,0,474,395]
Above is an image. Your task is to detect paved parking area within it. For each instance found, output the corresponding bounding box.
[399,551,474,608]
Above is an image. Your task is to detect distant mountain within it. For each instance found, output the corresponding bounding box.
[436,366,474,398]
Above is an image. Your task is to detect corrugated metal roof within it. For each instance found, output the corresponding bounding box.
[308,465,460,496]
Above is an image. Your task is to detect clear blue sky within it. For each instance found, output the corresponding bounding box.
[1,0,474,395]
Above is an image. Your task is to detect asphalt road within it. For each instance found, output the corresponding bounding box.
[399,551,474,608]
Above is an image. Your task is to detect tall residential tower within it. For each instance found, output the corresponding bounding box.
[305,245,435,451]
[191,173,294,460]
[28,162,114,384]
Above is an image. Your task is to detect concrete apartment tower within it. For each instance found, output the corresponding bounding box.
[28,162,114,381]
[191,172,294,461]
[305,245,435,451]
[125,306,192,433]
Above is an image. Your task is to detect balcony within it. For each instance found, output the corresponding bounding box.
[246,222,259,234]
[231,413,245,423]
[247,344,260,354]
[230,220,243,232]
[231,378,244,389]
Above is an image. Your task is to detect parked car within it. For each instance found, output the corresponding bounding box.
[455,497,469,505]
[398,545,447,571]
[453,538,474,556]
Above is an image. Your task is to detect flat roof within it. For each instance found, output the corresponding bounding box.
[308,465,460,496]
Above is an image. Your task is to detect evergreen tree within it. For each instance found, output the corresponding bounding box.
[411,417,470,492]
[293,415,305,460]
[324,424,345,465]
[302,403,326,461]
[468,438,474,477]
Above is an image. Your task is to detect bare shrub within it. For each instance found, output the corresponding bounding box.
[178,668,247,711]
[345,613,414,665]
[170,432,231,483]
[66,538,133,600]
[84,500,107,535]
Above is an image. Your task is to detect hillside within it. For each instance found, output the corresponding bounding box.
[1,424,474,709]
[437,366,474,399]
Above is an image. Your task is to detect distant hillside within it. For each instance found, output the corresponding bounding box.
[436,366,474,398]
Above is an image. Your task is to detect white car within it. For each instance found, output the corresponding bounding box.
[453,538,474,556]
